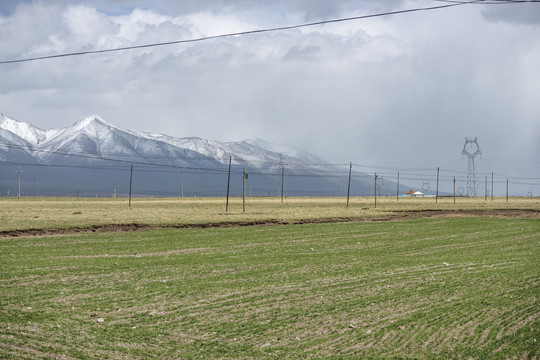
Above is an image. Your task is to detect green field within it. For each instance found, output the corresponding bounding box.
[1,209,539,359]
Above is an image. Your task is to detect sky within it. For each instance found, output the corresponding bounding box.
[1,0,539,194]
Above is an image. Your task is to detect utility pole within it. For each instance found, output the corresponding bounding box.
[491,172,494,201]
[180,168,184,198]
[374,173,378,208]
[346,162,352,208]
[453,176,456,204]
[226,156,231,212]
[16,166,22,199]
[396,172,400,202]
[275,154,286,203]
[506,178,509,203]
[281,166,284,204]
[128,164,133,207]
[436,167,439,203]
[243,168,246,213]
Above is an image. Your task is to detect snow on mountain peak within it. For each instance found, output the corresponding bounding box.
[64,115,138,141]
[0,113,46,146]
[72,115,110,130]
[0,113,326,170]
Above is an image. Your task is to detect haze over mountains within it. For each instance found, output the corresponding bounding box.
[0,114,378,197]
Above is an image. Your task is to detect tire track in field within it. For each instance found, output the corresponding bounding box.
[2,208,538,238]
[0,333,80,360]
[416,308,485,351]
[505,306,539,337]
[155,252,536,357]
[299,296,435,356]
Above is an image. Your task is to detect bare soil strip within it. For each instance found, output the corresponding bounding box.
[1,208,538,238]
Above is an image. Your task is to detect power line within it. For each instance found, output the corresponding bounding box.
[2,138,538,180]
[0,0,490,65]
[0,140,463,173]
[436,0,539,3]
[1,159,538,185]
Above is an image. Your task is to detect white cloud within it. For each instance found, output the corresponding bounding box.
[0,0,539,192]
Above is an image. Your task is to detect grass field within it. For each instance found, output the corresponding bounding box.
[1,196,539,233]
[1,203,539,359]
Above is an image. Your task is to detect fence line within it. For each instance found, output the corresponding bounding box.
[0,159,538,198]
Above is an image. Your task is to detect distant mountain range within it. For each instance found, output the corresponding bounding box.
[0,113,381,197]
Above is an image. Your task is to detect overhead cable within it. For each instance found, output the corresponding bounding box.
[0,1,488,64]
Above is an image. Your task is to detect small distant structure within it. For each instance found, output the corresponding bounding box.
[404,190,424,197]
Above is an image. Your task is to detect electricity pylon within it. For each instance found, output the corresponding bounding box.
[274,154,286,201]
[462,137,481,197]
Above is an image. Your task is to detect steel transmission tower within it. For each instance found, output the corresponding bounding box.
[462,137,482,197]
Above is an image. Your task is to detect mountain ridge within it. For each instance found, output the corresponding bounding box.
[0,113,379,197]
[0,113,323,168]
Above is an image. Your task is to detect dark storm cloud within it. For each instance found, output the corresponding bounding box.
[0,1,22,16]
[482,3,540,25]
[93,0,404,17]
[1,0,406,19]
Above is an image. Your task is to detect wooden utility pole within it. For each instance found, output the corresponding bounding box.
[506,178,509,203]
[180,168,184,198]
[281,166,284,204]
[16,166,22,199]
[128,164,133,207]
[242,168,246,213]
[396,172,400,202]
[435,167,439,203]
[226,156,231,212]
[453,176,456,204]
[346,162,352,207]
[374,173,377,208]
[491,172,494,201]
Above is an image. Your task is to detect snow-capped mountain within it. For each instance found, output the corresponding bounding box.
[0,113,324,168]
[141,132,323,169]
[33,115,216,167]
[0,127,37,163]
[0,113,376,197]
[0,115,48,146]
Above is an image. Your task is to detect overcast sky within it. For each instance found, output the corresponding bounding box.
[1,0,539,193]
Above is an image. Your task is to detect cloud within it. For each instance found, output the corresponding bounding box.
[0,0,539,194]
[481,3,540,25]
